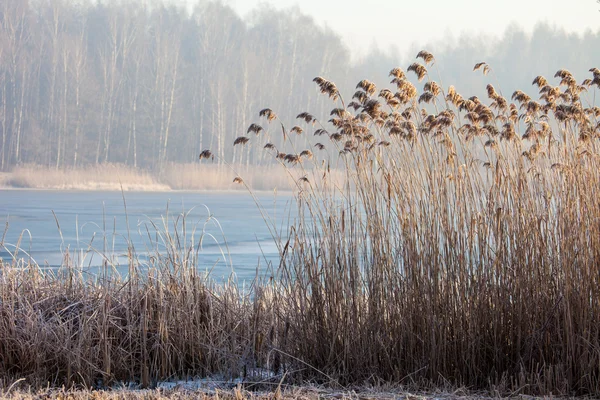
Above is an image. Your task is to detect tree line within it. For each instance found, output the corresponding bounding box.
[1,0,599,171]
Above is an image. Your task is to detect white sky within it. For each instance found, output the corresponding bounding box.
[223,0,600,59]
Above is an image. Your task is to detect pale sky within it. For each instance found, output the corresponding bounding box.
[223,0,600,59]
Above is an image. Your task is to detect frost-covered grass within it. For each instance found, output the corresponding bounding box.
[0,385,529,400]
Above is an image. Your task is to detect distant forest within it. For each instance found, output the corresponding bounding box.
[1,0,600,171]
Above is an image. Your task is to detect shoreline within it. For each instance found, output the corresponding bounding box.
[0,184,292,195]
[0,166,297,194]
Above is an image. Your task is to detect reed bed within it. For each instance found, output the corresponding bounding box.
[216,56,600,394]
[2,55,600,396]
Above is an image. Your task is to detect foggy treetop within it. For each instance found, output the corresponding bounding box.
[1,0,599,171]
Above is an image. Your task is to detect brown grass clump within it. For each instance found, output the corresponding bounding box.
[0,223,278,389]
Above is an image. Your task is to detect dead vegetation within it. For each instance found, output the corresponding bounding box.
[3,55,600,397]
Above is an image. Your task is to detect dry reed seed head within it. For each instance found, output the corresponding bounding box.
[299,149,313,159]
[511,90,531,104]
[356,79,377,96]
[284,154,300,164]
[554,68,573,79]
[501,122,518,141]
[389,67,406,79]
[374,117,385,127]
[473,61,487,72]
[329,117,343,127]
[388,111,404,123]
[554,110,568,122]
[330,108,352,118]
[264,143,276,150]
[491,96,508,111]
[416,50,435,64]
[259,108,277,122]
[362,99,382,118]
[439,109,455,120]
[330,133,343,141]
[446,85,465,107]
[297,176,310,184]
[232,176,244,184]
[378,140,391,147]
[396,82,418,102]
[538,122,552,138]
[423,81,441,96]
[434,116,453,129]
[296,112,315,124]
[385,97,401,108]
[459,99,478,112]
[408,62,427,81]
[447,85,456,97]
[482,124,500,136]
[522,123,538,140]
[526,101,541,115]
[291,126,304,135]
[352,90,369,104]
[314,143,326,150]
[560,75,577,87]
[401,121,417,135]
[418,91,435,104]
[347,101,362,111]
[199,149,213,160]
[532,75,548,87]
[379,88,394,101]
[276,152,286,160]
[313,76,340,100]
[423,114,436,127]
[586,106,600,117]
[233,136,250,146]
[486,84,498,99]
[477,107,494,124]
[247,123,263,134]
[314,128,328,136]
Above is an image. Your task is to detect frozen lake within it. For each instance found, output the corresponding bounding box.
[0,190,294,282]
